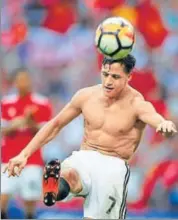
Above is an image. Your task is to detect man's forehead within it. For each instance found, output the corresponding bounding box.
[102,63,123,73]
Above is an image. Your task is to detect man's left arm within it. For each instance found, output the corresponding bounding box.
[134,98,177,137]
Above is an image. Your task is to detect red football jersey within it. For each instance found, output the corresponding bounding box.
[1,93,52,165]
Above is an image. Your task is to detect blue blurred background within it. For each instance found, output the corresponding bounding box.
[1,0,178,219]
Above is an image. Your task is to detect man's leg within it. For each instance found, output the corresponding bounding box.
[43,160,83,206]
[23,200,37,219]
[1,194,10,219]
[20,165,43,218]
[1,164,17,219]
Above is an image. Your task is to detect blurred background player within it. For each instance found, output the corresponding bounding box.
[1,68,52,219]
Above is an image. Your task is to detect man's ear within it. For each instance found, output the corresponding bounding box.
[128,74,132,82]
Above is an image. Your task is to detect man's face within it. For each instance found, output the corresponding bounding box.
[15,71,32,93]
[101,62,130,98]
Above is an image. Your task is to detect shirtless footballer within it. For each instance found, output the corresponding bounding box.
[3,55,177,219]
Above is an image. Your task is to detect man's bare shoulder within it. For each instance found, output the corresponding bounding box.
[71,85,100,107]
[75,85,99,98]
[129,86,145,103]
[129,86,155,114]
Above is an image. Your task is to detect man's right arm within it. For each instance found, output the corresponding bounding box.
[20,89,85,159]
[3,88,90,177]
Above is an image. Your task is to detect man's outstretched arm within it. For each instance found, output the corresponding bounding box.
[3,89,86,177]
[22,103,81,158]
[134,98,177,136]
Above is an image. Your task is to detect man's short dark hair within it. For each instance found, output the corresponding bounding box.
[102,54,136,74]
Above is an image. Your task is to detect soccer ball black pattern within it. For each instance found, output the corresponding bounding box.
[95,17,135,60]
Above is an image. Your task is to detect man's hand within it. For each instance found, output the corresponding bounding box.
[3,153,28,177]
[24,107,40,133]
[24,106,38,121]
[156,120,177,137]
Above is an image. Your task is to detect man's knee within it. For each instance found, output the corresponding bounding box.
[57,168,82,201]
[61,168,82,193]
[61,168,79,183]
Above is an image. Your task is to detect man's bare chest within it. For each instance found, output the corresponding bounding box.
[82,100,136,135]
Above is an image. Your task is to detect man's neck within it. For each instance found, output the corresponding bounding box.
[19,91,31,97]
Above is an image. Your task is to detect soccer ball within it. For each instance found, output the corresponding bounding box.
[95,17,135,60]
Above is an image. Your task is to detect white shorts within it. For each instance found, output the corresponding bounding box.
[1,164,43,201]
[61,150,130,219]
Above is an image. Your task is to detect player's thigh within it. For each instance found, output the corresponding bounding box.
[19,165,43,201]
[1,164,18,196]
[84,164,130,219]
[84,182,120,219]
[61,152,91,199]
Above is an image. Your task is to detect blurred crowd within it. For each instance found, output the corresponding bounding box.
[1,0,178,217]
